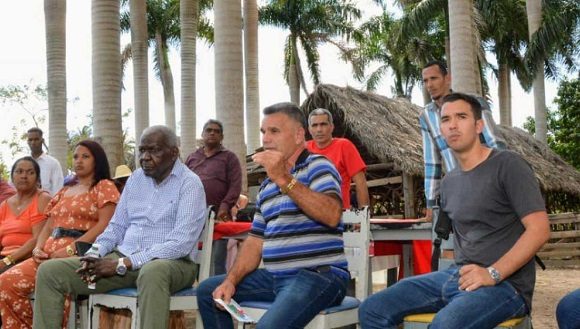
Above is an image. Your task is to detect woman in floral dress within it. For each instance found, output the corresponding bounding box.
[0,140,120,329]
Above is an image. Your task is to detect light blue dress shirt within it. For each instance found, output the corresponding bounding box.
[95,160,206,269]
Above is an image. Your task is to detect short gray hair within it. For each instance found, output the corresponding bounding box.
[308,108,333,126]
[263,102,306,129]
[141,125,178,148]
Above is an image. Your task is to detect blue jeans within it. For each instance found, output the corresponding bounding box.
[198,268,348,329]
[556,289,580,329]
[359,266,527,329]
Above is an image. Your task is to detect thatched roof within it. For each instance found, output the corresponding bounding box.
[301,84,580,197]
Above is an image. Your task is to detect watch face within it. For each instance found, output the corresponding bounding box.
[117,259,127,275]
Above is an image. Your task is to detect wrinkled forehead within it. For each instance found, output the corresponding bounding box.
[140,131,167,147]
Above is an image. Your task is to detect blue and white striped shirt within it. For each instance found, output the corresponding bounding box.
[250,151,348,278]
[95,160,207,269]
[420,97,503,207]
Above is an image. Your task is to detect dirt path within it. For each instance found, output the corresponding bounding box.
[532,268,579,329]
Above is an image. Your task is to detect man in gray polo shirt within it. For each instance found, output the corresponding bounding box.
[359,93,550,329]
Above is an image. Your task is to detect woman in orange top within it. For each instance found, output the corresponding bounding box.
[0,140,120,329]
[0,157,51,274]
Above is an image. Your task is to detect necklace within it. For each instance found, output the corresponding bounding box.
[15,195,33,211]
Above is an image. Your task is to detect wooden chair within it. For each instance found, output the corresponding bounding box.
[403,207,531,329]
[88,206,215,329]
[237,207,371,329]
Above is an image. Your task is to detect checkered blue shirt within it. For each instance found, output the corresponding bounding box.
[420,97,503,208]
[95,160,206,269]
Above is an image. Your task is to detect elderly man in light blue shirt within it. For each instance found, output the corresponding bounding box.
[32,125,207,329]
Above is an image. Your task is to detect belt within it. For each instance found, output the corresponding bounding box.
[51,227,87,239]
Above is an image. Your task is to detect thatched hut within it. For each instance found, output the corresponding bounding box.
[297,84,580,214]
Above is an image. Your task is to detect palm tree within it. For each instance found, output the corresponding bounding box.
[92,0,123,170]
[525,0,579,141]
[260,0,361,104]
[479,0,530,126]
[120,0,213,139]
[121,0,180,132]
[244,0,260,153]
[448,0,480,95]
[44,0,68,175]
[526,0,546,142]
[214,0,247,190]
[180,0,198,155]
[129,0,149,158]
[353,11,444,98]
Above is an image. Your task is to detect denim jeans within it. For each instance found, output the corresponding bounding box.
[556,289,580,329]
[198,268,348,329]
[359,266,527,329]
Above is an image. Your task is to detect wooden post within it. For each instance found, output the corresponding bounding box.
[403,174,416,219]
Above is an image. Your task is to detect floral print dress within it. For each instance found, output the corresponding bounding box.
[0,180,119,329]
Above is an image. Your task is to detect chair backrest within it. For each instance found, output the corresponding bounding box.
[342,207,371,300]
[194,206,216,283]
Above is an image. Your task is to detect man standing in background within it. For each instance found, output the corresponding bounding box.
[185,119,242,275]
[27,127,63,196]
[307,108,369,209]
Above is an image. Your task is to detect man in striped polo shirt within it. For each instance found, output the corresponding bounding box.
[198,102,350,329]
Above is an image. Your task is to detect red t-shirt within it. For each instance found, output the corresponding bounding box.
[306,138,366,209]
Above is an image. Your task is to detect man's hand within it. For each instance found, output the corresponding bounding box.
[212,278,237,309]
[458,264,496,292]
[217,207,231,222]
[421,208,433,222]
[252,150,288,183]
[76,257,118,283]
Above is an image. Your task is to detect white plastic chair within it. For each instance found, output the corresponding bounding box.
[237,207,371,329]
[88,206,215,329]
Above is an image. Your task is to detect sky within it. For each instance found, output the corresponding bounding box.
[0,0,562,169]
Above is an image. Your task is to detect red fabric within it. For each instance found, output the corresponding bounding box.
[412,240,432,275]
[0,180,15,204]
[213,222,252,240]
[373,241,404,279]
[306,138,366,209]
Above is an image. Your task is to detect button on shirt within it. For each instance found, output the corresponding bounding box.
[94,160,207,269]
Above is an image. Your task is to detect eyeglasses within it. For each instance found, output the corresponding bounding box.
[204,128,222,134]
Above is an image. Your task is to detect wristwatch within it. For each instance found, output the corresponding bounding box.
[66,245,76,256]
[116,258,128,276]
[487,266,501,284]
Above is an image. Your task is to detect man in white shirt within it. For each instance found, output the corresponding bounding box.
[27,127,64,195]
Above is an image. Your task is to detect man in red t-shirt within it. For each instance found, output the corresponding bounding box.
[306,108,369,209]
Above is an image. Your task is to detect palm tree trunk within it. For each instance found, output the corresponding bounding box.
[526,0,547,143]
[498,63,512,126]
[44,0,67,175]
[244,0,260,154]
[180,0,198,156]
[288,59,300,105]
[92,0,123,170]
[156,33,176,132]
[448,0,478,95]
[130,0,149,165]
[215,0,247,191]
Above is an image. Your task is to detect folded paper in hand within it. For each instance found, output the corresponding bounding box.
[214,298,256,323]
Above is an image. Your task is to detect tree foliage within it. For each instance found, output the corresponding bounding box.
[523,78,580,169]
